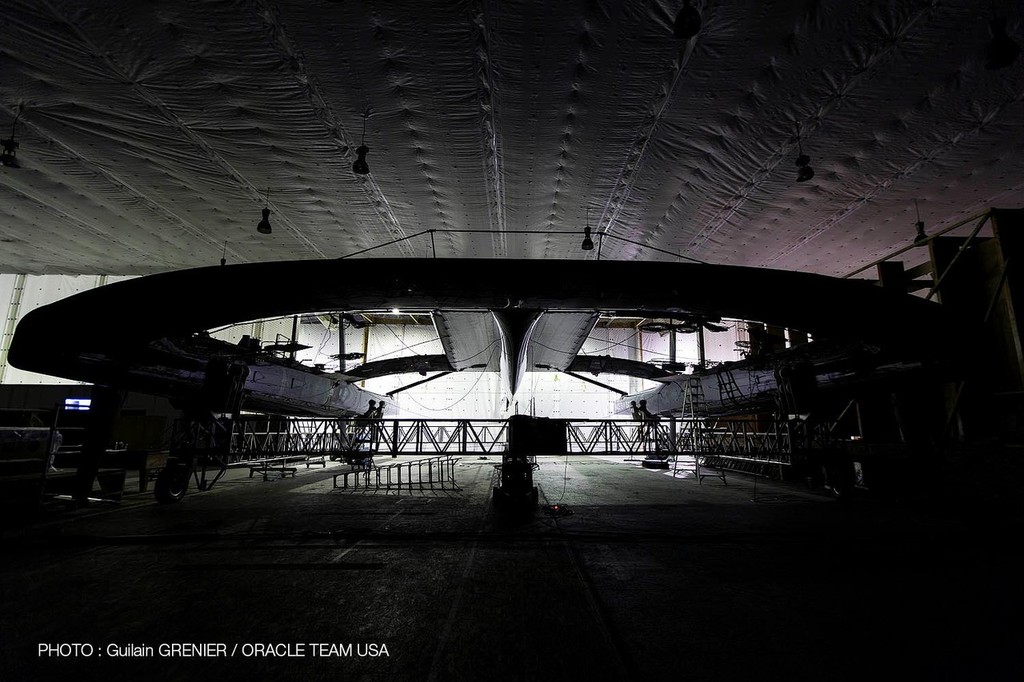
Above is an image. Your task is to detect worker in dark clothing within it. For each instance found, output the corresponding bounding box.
[639,400,662,454]
[370,400,386,452]
[630,400,645,449]
[355,400,377,464]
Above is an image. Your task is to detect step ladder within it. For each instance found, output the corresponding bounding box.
[673,377,726,484]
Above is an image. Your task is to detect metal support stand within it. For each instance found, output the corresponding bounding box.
[492,452,539,510]
[75,385,125,505]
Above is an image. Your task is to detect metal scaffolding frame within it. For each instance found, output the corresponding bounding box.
[173,416,510,460]
[170,415,793,484]
[566,420,670,455]
[678,417,791,480]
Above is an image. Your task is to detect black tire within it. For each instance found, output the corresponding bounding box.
[530,487,538,506]
[154,463,191,503]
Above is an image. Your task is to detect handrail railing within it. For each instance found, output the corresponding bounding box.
[170,417,510,461]
[170,416,795,464]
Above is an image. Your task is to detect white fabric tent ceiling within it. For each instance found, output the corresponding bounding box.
[1,0,1021,276]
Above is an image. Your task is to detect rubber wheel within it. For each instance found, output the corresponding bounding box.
[530,487,538,506]
[154,463,191,504]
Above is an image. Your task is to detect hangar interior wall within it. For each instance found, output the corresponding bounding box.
[209,313,748,419]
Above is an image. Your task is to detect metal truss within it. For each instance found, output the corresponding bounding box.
[170,415,796,483]
[173,416,510,460]
[566,420,672,455]
[672,417,792,479]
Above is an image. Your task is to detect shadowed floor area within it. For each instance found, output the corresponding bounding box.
[2,455,1021,681]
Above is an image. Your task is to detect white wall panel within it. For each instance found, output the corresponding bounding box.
[1,274,133,385]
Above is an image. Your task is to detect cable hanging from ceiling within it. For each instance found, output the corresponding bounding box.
[332,224,706,263]
[1,104,24,168]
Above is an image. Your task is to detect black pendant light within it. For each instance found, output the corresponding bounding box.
[913,199,928,246]
[352,111,370,175]
[256,188,272,234]
[795,136,814,183]
[581,207,595,251]
[986,15,1021,70]
[674,1,702,40]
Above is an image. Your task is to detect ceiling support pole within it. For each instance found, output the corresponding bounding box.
[926,213,992,301]
[290,315,299,361]
[338,312,346,372]
[0,274,26,384]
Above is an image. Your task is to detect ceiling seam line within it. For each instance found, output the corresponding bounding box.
[472,0,508,258]
[9,110,245,263]
[0,175,155,265]
[761,84,1024,266]
[250,1,415,256]
[686,2,938,255]
[38,0,329,260]
[594,36,698,259]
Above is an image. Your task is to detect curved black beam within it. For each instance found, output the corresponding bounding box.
[567,355,678,382]
[344,354,454,380]
[10,258,959,381]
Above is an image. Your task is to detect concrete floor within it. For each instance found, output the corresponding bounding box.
[1,454,1021,682]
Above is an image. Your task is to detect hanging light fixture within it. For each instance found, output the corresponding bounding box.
[1,104,23,169]
[795,135,814,182]
[256,188,272,234]
[581,226,594,251]
[985,16,1021,70]
[581,207,595,251]
[912,199,928,246]
[352,109,371,175]
[673,0,702,40]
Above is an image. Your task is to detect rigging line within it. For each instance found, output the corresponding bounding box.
[404,345,499,412]
[451,337,502,365]
[551,450,572,507]
[206,313,302,336]
[383,323,425,356]
[524,328,644,357]
[583,328,643,353]
[371,334,442,360]
[311,318,334,359]
[525,338,576,356]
